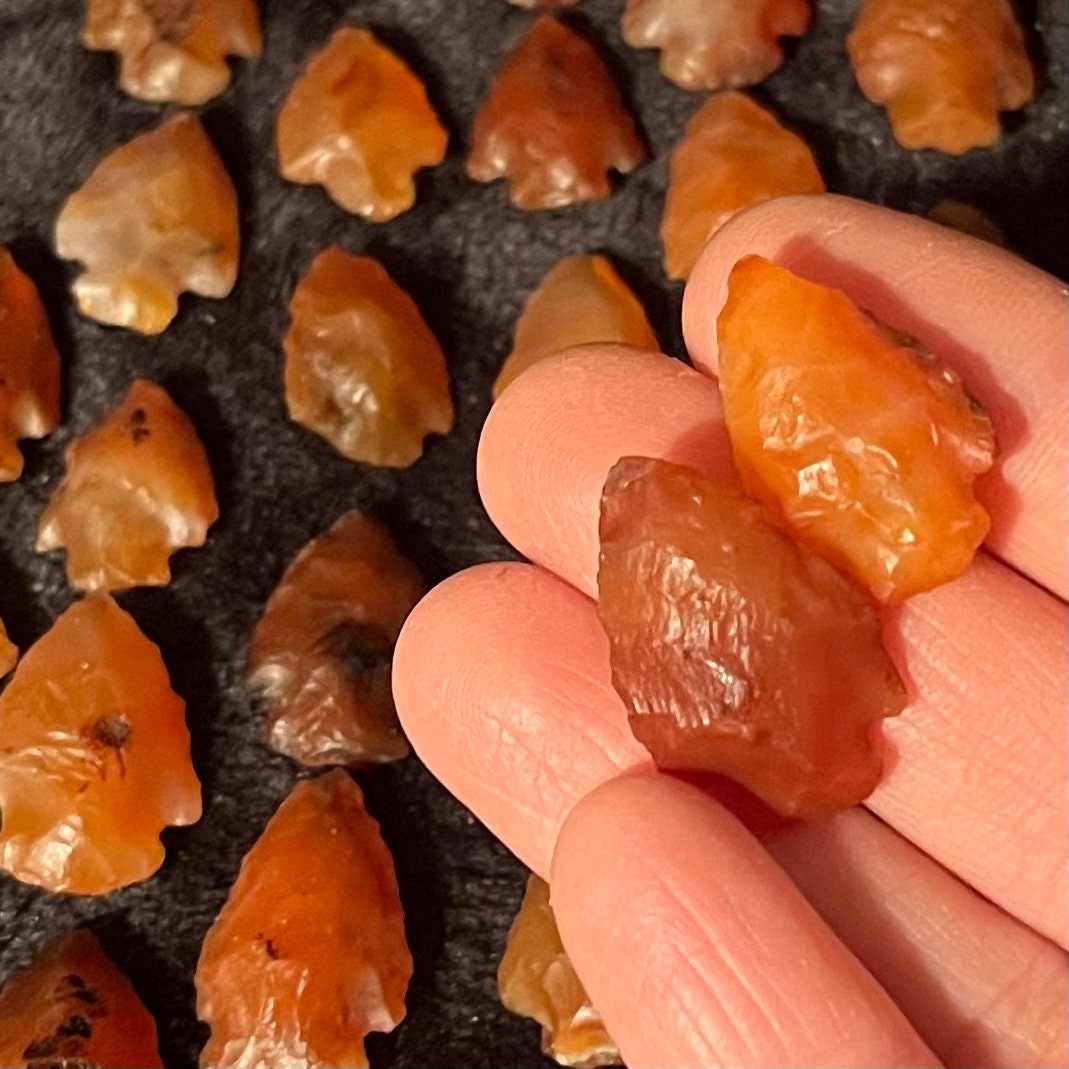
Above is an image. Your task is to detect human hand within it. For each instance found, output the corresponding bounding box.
[393,195,1068,1068]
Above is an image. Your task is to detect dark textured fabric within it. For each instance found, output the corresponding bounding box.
[0,1,1065,1066]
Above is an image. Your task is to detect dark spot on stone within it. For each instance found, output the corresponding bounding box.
[128,407,150,444]
[318,621,393,680]
[265,937,279,960]
[91,715,130,749]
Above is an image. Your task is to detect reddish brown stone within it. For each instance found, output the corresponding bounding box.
[195,770,412,1069]
[0,618,15,678]
[284,247,453,468]
[622,0,811,91]
[468,17,646,210]
[597,456,906,819]
[717,256,996,603]
[37,379,218,592]
[0,249,61,483]
[249,511,423,767]
[494,255,658,400]
[0,595,201,894]
[0,929,163,1069]
[927,200,1007,246]
[83,0,262,105]
[661,92,824,280]
[277,28,448,222]
[847,0,1034,154]
[55,113,239,335]
[499,874,620,1068]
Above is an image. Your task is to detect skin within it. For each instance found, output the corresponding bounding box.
[394,195,1068,1068]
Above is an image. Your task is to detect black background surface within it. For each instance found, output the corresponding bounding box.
[0,1,1066,1066]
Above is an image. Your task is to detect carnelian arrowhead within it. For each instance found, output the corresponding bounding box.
[195,770,412,1069]
[0,249,61,482]
[468,17,646,210]
[598,456,906,819]
[37,379,218,593]
[249,511,423,766]
[716,256,996,603]
[0,594,201,894]
[0,929,163,1069]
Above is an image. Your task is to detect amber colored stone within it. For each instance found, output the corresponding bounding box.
[622,0,811,91]
[494,255,658,400]
[598,457,906,819]
[0,928,163,1069]
[0,594,201,894]
[927,199,1007,246]
[284,247,453,468]
[0,619,16,678]
[661,92,824,280]
[83,0,262,106]
[0,249,61,483]
[249,511,422,767]
[277,28,448,223]
[195,770,412,1069]
[37,379,218,593]
[468,17,647,210]
[847,0,1034,154]
[55,113,239,335]
[717,256,997,603]
[499,874,620,1068]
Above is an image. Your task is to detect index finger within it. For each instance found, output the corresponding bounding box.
[682,194,1068,599]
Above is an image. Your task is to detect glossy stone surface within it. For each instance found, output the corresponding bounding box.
[0,619,15,678]
[277,27,447,222]
[717,256,997,603]
[284,247,453,468]
[468,17,646,210]
[0,595,201,894]
[0,249,61,483]
[847,0,1034,154]
[82,0,262,105]
[249,510,423,767]
[0,928,163,1069]
[493,255,658,399]
[195,770,412,1069]
[661,92,824,280]
[55,113,239,335]
[598,457,906,819]
[499,875,619,1068]
[37,379,218,593]
[622,0,811,91]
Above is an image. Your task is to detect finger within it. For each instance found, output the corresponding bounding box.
[393,562,650,875]
[477,347,1068,945]
[681,194,1068,598]
[550,773,938,1068]
[770,811,1069,1069]
[393,563,1068,1067]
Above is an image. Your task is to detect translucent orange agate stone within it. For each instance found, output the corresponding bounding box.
[0,249,61,482]
[0,619,16,678]
[598,457,905,819]
[249,511,423,767]
[284,247,453,468]
[622,0,811,91]
[494,255,658,399]
[499,875,620,1068]
[847,0,1034,154]
[37,379,218,593]
[0,594,201,894]
[717,257,997,603]
[55,113,239,335]
[277,28,448,223]
[83,0,262,106]
[662,92,823,280]
[195,770,412,1069]
[468,17,647,210]
[0,929,163,1069]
